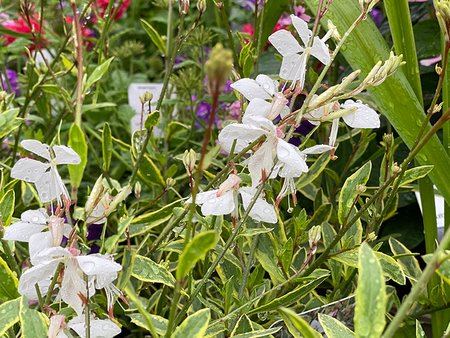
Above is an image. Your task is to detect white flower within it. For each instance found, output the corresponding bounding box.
[231,74,289,121]
[11,140,81,205]
[3,209,72,264]
[48,315,68,338]
[186,174,277,223]
[18,247,122,315]
[68,315,121,338]
[268,15,331,87]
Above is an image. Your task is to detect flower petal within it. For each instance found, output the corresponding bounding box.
[240,187,277,224]
[76,254,122,276]
[29,232,53,265]
[291,15,312,46]
[18,259,60,297]
[255,74,278,96]
[311,36,330,65]
[268,29,303,56]
[21,209,48,224]
[243,98,272,122]
[60,259,86,316]
[277,139,308,177]
[200,190,235,216]
[68,316,121,338]
[218,123,267,153]
[3,221,46,242]
[21,139,51,160]
[248,139,275,186]
[231,78,271,101]
[53,145,81,165]
[10,158,49,183]
[302,144,333,154]
[279,53,306,82]
[341,100,380,128]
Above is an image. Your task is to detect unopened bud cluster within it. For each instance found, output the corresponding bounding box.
[205,43,233,95]
[434,0,450,40]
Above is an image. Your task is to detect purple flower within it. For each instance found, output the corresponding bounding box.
[1,69,19,96]
[370,8,383,27]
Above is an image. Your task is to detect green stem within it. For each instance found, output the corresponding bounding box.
[84,274,90,338]
[71,0,85,127]
[216,2,241,75]
[43,263,64,307]
[383,225,450,338]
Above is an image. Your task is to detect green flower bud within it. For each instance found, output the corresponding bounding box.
[205,43,233,95]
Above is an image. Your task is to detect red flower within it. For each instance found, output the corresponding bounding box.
[2,15,44,47]
[95,0,131,20]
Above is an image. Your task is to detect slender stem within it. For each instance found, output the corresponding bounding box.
[71,0,85,127]
[44,263,64,306]
[84,274,90,338]
[216,2,241,75]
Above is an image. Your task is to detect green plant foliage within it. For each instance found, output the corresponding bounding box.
[141,19,166,55]
[85,57,115,90]
[19,297,48,338]
[102,122,112,172]
[68,123,88,192]
[172,308,210,338]
[279,307,322,338]
[132,254,176,287]
[318,313,355,338]
[0,298,20,335]
[0,257,19,301]
[0,190,15,227]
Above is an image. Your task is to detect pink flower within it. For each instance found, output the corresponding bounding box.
[95,0,131,19]
[420,55,441,67]
[294,5,311,22]
[1,15,45,48]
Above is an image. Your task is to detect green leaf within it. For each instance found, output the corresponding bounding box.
[255,233,286,284]
[124,284,159,337]
[230,315,253,336]
[239,42,254,78]
[129,313,168,336]
[332,248,406,285]
[319,313,355,338]
[145,110,160,129]
[19,297,48,338]
[133,153,165,187]
[389,237,422,284]
[0,256,19,301]
[0,108,20,138]
[397,165,434,187]
[132,255,175,287]
[0,298,20,336]
[296,151,331,189]
[354,243,387,338]
[259,0,289,53]
[102,122,112,172]
[176,231,218,280]
[415,320,426,338]
[279,307,322,338]
[248,269,330,315]
[141,19,166,55]
[85,57,114,89]
[304,0,450,204]
[68,123,88,193]
[232,328,282,338]
[338,161,371,225]
[172,308,210,338]
[423,252,450,285]
[0,190,15,226]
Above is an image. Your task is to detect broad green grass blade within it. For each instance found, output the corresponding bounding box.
[304,0,450,203]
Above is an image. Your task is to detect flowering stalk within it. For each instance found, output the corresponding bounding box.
[71,0,85,127]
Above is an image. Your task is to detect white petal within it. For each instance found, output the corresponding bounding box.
[279,53,306,82]
[21,209,48,224]
[243,99,272,122]
[218,123,267,153]
[18,259,60,296]
[63,223,72,238]
[302,145,333,154]
[35,169,69,203]
[31,246,70,265]
[231,78,272,101]
[277,139,309,177]
[187,190,218,205]
[10,158,49,183]
[3,221,46,242]
[60,259,86,316]
[200,190,235,216]
[341,100,380,128]
[69,316,121,338]
[255,74,277,96]
[311,37,330,65]
[291,15,312,46]
[268,29,303,56]
[329,118,339,147]
[21,140,51,160]
[248,140,275,186]
[53,145,81,165]
[240,187,277,224]
[29,232,53,265]
[76,254,122,276]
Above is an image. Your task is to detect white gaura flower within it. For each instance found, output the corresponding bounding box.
[268,15,331,87]
[186,174,277,223]
[48,315,68,338]
[231,74,290,121]
[3,209,72,264]
[11,140,81,205]
[68,315,121,338]
[18,247,122,316]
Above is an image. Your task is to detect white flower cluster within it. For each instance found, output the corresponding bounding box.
[187,15,391,220]
[7,140,122,338]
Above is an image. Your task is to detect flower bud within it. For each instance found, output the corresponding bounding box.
[166,177,176,188]
[392,162,402,175]
[85,175,104,219]
[197,0,206,13]
[105,185,132,217]
[308,225,322,248]
[327,20,341,41]
[183,149,197,173]
[217,174,241,196]
[357,184,367,194]
[134,181,142,199]
[179,0,189,15]
[205,43,233,95]
[48,215,66,246]
[0,91,6,101]
[434,0,450,40]
[139,91,153,105]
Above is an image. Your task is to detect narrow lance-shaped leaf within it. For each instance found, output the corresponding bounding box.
[68,123,88,197]
[132,255,176,287]
[140,19,166,55]
[172,308,210,338]
[304,0,450,203]
[176,231,218,280]
[102,122,112,172]
[354,243,387,338]
[19,296,48,338]
[85,56,114,89]
[279,307,322,338]
[0,256,19,301]
[0,298,20,336]
[0,190,15,226]
[338,161,371,225]
[318,313,355,338]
